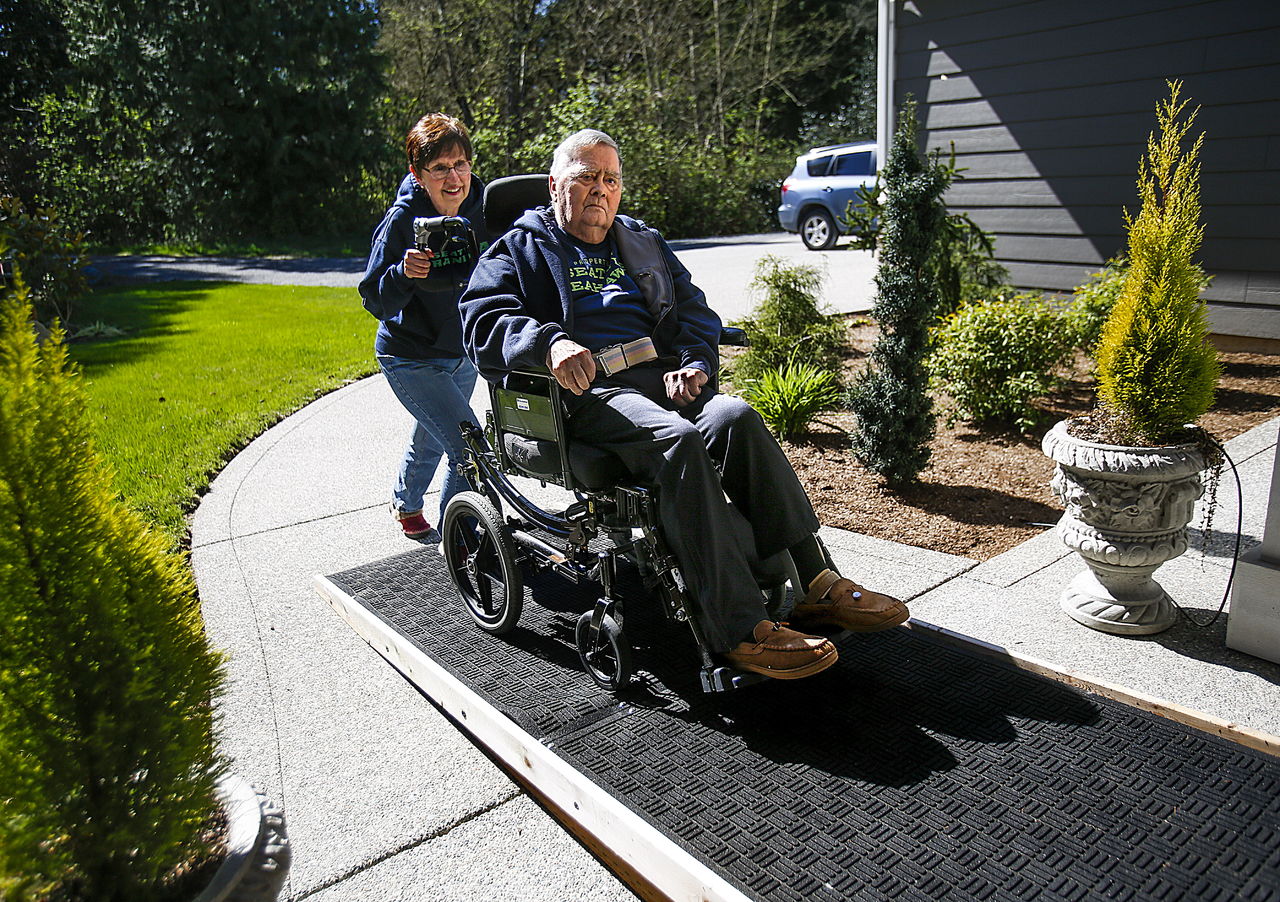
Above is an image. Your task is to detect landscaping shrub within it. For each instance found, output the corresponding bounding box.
[742,359,842,441]
[931,210,1010,319]
[1066,257,1128,354]
[929,294,1077,432]
[1095,82,1219,445]
[730,255,846,384]
[0,196,88,327]
[847,100,946,486]
[0,278,227,900]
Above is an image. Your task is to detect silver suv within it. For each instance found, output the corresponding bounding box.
[777,142,877,250]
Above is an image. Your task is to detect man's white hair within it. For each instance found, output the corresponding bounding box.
[550,129,621,179]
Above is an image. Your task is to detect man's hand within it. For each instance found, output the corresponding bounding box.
[664,367,708,407]
[402,247,434,279]
[547,339,596,395]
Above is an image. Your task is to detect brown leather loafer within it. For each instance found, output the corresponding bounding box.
[791,569,910,633]
[722,620,838,680]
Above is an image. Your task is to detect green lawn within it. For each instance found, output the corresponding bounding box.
[69,282,378,544]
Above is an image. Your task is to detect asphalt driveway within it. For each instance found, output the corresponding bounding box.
[90,233,878,321]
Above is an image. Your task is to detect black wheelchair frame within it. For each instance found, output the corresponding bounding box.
[441,356,802,694]
[437,174,802,694]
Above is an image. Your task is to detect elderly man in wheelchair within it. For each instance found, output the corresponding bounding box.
[450,128,908,692]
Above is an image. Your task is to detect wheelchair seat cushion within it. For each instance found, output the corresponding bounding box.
[502,432,632,489]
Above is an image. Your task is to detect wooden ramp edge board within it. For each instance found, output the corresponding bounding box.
[903,620,1280,759]
[313,573,742,902]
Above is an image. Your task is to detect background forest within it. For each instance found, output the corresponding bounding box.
[1,0,876,249]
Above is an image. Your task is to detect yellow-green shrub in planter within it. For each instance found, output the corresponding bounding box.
[1042,82,1220,636]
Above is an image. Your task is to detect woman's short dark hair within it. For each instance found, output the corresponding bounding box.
[405,113,472,173]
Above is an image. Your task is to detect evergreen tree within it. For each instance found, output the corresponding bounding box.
[0,277,227,899]
[24,0,386,245]
[0,0,71,206]
[1094,81,1220,445]
[847,100,949,486]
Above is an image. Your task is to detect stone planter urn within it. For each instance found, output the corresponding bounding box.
[1041,419,1207,635]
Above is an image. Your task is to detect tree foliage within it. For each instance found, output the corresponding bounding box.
[842,151,1008,317]
[378,0,878,237]
[7,0,876,246]
[6,0,386,246]
[847,100,949,486]
[1095,82,1220,445]
[0,195,88,326]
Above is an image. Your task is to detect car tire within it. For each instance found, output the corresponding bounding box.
[800,208,838,250]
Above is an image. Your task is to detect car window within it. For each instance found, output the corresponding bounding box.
[806,156,833,177]
[832,151,874,176]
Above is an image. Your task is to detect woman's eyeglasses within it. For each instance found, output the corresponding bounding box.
[424,160,472,180]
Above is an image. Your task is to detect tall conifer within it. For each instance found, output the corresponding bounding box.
[1094,81,1220,444]
[848,100,949,485]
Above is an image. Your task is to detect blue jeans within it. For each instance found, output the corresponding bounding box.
[378,354,479,525]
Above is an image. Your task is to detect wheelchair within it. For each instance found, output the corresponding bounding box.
[440,175,810,694]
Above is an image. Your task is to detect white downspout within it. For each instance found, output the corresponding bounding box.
[876,0,896,171]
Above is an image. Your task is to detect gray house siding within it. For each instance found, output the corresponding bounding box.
[892,0,1280,340]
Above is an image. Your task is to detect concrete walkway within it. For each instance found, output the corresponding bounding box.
[192,369,1280,901]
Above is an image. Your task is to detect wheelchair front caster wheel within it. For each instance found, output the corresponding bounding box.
[575,611,633,691]
[443,491,523,634]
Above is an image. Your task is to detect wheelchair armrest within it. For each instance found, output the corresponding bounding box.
[719,326,749,347]
[510,366,554,379]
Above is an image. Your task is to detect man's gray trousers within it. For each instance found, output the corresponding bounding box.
[566,372,820,652]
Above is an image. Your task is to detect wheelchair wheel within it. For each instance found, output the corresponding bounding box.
[575,611,633,691]
[443,491,523,634]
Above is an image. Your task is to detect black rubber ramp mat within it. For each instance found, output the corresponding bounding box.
[323,548,1280,902]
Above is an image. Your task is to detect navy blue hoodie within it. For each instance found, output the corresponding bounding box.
[359,173,490,360]
[460,207,720,387]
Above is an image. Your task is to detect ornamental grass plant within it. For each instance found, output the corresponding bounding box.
[0,277,227,900]
[742,358,843,441]
[1091,81,1220,446]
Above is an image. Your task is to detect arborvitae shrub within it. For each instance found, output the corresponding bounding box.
[847,100,948,486]
[841,154,1008,317]
[0,278,227,900]
[1094,82,1220,445]
[731,255,846,384]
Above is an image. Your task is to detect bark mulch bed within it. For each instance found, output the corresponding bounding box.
[732,317,1280,562]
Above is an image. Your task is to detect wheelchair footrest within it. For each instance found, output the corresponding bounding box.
[699,665,768,693]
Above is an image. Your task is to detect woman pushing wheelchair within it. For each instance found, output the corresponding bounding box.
[460,128,909,681]
[359,113,489,542]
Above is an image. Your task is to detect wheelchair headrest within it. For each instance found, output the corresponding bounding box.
[484,174,551,236]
